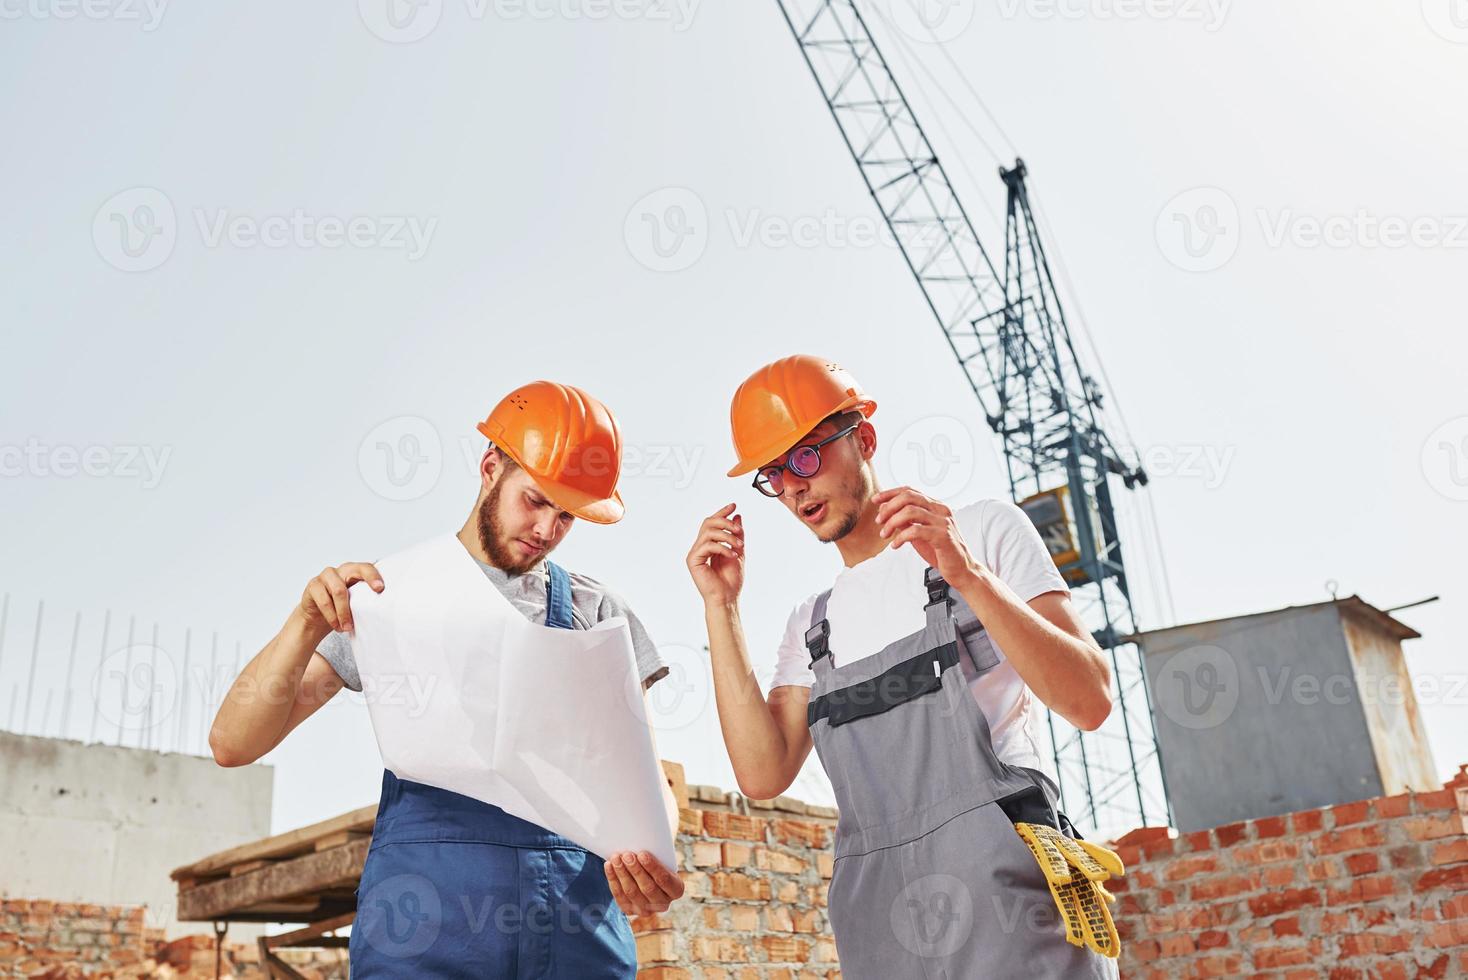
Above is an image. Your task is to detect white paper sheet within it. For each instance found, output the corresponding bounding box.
[347,533,676,870]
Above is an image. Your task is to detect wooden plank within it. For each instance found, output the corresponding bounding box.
[661,759,689,811]
[178,838,370,921]
[230,859,279,876]
[172,804,377,880]
[265,912,356,949]
[313,830,370,852]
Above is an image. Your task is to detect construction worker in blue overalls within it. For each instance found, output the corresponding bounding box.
[209,381,684,978]
[686,355,1126,978]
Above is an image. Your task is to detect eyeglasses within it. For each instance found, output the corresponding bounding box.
[752,423,859,498]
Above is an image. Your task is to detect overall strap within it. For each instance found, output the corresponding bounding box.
[804,588,834,665]
[924,565,953,628]
[543,560,575,630]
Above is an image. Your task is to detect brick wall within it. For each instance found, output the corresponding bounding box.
[633,782,841,979]
[1110,765,1468,978]
[0,902,345,979]
[8,766,1468,978]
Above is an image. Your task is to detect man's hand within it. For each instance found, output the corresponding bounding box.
[873,487,981,586]
[686,504,745,606]
[604,851,685,916]
[296,562,384,639]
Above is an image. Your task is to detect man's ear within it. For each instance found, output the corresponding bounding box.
[857,420,878,461]
[481,446,503,487]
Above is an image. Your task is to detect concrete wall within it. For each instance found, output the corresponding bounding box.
[0,732,272,938]
[1141,605,1383,832]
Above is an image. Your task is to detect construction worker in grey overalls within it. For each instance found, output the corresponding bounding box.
[687,355,1125,978]
[209,381,685,978]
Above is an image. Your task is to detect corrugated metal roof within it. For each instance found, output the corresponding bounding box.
[1131,595,1422,645]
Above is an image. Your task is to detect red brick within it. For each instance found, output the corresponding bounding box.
[1215,821,1249,847]
[1292,810,1325,834]
[1430,838,1468,866]
[1417,864,1468,892]
[1376,793,1412,818]
[1315,825,1386,855]
[1331,800,1373,827]
[1255,816,1288,838]
[1414,788,1460,812]
[1344,852,1380,876]
[1248,888,1321,918]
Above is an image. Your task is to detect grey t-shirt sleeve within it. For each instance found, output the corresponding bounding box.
[596,588,669,690]
[316,630,362,692]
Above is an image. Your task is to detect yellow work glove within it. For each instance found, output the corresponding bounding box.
[1013,822,1124,959]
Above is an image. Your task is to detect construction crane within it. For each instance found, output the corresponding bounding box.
[772,0,1172,835]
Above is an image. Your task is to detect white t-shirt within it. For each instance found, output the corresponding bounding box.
[771,497,1069,777]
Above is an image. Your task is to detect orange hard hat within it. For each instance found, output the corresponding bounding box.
[476,380,625,524]
[726,355,876,478]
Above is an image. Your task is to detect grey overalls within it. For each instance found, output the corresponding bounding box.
[803,567,1120,979]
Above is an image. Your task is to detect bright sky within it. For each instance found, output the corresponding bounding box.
[3,0,1464,840]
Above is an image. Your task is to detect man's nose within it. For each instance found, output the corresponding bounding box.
[533,512,560,542]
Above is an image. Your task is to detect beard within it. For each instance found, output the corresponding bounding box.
[814,464,871,544]
[476,478,546,575]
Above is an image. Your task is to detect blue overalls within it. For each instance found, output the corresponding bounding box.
[349,560,639,979]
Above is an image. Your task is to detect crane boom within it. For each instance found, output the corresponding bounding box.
[773,0,1171,834]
